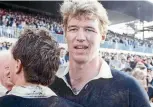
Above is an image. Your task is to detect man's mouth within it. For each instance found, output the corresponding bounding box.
[74,45,88,49]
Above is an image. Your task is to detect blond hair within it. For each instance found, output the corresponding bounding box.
[132,69,146,80]
[60,0,110,35]
[131,69,148,91]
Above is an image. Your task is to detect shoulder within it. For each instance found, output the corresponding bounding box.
[0,95,83,107]
[111,69,146,91]
[111,68,138,84]
[111,69,150,106]
[0,95,22,107]
[111,69,145,88]
[0,95,20,101]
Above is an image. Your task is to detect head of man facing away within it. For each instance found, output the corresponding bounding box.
[9,28,60,87]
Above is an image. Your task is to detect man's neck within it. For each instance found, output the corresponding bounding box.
[14,75,30,87]
[69,56,102,89]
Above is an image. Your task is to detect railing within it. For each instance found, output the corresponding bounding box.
[101,41,153,53]
[0,26,23,38]
[0,26,153,53]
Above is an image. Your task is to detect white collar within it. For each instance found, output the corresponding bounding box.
[56,59,113,79]
[93,59,113,79]
[0,84,8,97]
[7,85,57,98]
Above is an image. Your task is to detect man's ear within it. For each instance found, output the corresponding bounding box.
[101,35,106,44]
[15,59,22,74]
[64,30,67,43]
[5,65,10,76]
[64,35,67,43]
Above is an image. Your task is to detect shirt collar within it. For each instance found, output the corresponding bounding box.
[56,59,113,79]
[93,59,113,79]
[0,84,8,97]
[7,85,57,98]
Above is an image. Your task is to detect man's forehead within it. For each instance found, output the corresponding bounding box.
[67,17,99,29]
[68,15,98,23]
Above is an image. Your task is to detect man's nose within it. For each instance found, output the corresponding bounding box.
[76,29,86,42]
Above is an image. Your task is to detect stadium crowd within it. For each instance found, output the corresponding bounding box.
[106,30,153,48]
[0,8,63,34]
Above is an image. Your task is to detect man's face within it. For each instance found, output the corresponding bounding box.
[60,48,66,58]
[8,53,17,85]
[66,16,103,63]
[0,56,13,90]
[113,55,117,61]
[147,69,153,78]
[147,58,151,64]
[121,59,126,63]
[134,56,138,61]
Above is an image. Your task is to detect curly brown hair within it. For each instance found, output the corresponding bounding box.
[12,28,60,86]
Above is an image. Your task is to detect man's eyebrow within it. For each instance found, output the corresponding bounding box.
[67,25,78,29]
[85,26,95,29]
[68,25,95,29]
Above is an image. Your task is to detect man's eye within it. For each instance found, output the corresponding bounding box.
[86,29,95,32]
[68,28,78,32]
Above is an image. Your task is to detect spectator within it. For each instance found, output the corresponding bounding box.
[59,47,67,66]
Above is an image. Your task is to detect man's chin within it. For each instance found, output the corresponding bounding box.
[74,58,88,64]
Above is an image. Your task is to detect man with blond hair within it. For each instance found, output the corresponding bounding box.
[0,50,13,96]
[50,0,150,107]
